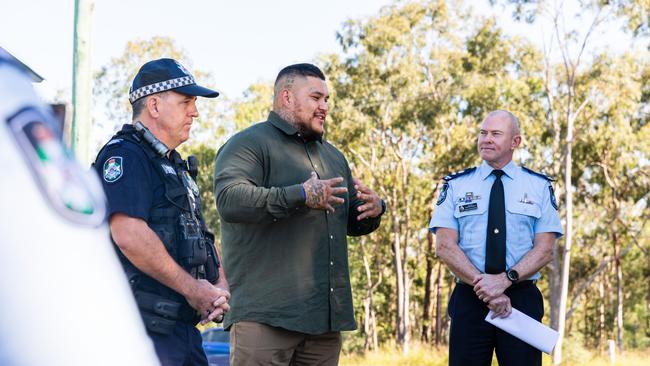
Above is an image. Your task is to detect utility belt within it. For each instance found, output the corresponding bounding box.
[135,291,198,335]
[130,214,219,335]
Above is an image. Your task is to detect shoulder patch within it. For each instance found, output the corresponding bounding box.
[549,185,559,210]
[436,183,449,206]
[103,156,123,183]
[442,167,476,182]
[522,166,555,181]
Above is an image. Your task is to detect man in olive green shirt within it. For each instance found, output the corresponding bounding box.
[214,63,385,365]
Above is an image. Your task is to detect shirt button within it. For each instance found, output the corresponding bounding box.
[273,218,277,222]
[494,228,499,234]
[314,164,318,169]
[330,261,334,266]
[330,288,334,292]
[330,235,334,239]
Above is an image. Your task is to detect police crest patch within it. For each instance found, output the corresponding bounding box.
[436,183,449,206]
[103,156,123,183]
[549,185,558,210]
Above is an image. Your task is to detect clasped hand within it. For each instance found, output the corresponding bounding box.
[186,279,231,325]
[472,273,512,318]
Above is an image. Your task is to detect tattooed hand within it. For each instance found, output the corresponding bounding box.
[303,172,347,212]
[353,177,383,220]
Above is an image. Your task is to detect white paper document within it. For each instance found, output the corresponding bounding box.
[485,307,559,354]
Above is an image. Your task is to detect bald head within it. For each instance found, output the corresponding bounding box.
[478,110,522,169]
[483,110,520,137]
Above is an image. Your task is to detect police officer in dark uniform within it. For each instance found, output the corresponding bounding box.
[93,58,230,366]
[429,110,563,366]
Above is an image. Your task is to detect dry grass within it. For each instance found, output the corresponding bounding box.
[339,343,650,366]
[340,343,447,366]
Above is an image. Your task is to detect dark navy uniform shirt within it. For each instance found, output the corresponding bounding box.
[95,124,169,221]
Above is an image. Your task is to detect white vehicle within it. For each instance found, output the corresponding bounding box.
[0,49,160,366]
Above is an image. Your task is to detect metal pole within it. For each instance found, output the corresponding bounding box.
[71,0,93,165]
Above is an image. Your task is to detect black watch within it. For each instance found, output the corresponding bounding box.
[506,269,519,283]
[379,199,387,215]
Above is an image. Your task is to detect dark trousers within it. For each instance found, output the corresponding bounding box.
[147,322,208,366]
[448,282,544,366]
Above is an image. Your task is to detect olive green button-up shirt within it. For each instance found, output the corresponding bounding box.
[214,111,382,334]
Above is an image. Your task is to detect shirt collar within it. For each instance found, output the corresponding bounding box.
[479,160,518,181]
[268,111,298,136]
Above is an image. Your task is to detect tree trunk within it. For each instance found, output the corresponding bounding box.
[553,110,574,366]
[435,261,444,346]
[400,159,411,355]
[360,237,379,352]
[422,230,435,343]
[549,241,562,330]
[391,186,407,347]
[614,232,624,353]
[404,265,411,354]
[598,271,606,354]
[647,279,650,339]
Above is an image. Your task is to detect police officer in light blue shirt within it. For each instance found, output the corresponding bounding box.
[429,110,563,366]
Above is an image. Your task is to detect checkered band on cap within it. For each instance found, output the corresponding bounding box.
[128,75,196,103]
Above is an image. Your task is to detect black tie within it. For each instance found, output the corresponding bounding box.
[485,169,506,274]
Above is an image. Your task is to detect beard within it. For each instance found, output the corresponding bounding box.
[296,120,324,141]
[278,109,324,141]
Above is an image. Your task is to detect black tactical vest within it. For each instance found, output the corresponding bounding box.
[94,126,219,327]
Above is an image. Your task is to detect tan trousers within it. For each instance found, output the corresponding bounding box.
[229,321,342,366]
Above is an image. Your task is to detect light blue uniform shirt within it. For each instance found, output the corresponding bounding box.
[429,161,564,280]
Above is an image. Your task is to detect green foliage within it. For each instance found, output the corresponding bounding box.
[323,0,565,347]
[92,36,223,153]
[92,0,650,357]
[611,0,650,38]
[231,82,273,130]
[94,36,189,126]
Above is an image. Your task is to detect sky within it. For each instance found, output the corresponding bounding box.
[2,0,397,100]
[2,0,639,102]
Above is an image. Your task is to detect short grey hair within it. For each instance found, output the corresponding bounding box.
[485,110,520,136]
[131,91,169,121]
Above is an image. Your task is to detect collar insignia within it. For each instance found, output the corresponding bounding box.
[519,193,535,205]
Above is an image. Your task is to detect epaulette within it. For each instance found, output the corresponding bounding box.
[522,166,555,181]
[105,138,123,147]
[442,167,476,182]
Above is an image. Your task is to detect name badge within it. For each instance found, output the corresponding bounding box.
[459,203,478,212]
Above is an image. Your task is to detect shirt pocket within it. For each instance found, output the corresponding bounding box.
[506,202,541,245]
[453,202,488,245]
